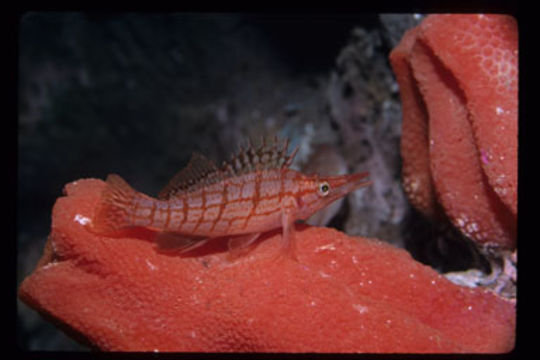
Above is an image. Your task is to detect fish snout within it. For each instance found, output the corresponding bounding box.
[329,172,372,197]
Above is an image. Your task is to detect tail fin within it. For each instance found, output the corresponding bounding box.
[92,174,136,234]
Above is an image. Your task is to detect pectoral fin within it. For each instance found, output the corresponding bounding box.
[155,231,209,253]
[227,233,261,260]
[279,196,298,261]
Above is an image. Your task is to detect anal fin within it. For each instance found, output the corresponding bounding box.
[155,231,209,253]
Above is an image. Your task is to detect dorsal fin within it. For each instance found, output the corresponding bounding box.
[221,137,299,177]
[159,138,299,198]
[158,152,220,199]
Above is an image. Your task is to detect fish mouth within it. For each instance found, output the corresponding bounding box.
[349,172,372,188]
[331,172,372,196]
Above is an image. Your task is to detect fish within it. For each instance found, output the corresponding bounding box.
[91,138,372,260]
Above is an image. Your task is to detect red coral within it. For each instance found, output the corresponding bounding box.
[19,179,514,352]
[389,15,517,248]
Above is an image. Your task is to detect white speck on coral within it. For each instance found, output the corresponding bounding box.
[496,106,504,115]
[495,174,506,184]
[409,273,415,278]
[310,301,317,306]
[153,349,160,353]
[467,305,473,311]
[145,259,158,271]
[431,280,437,285]
[352,255,359,265]
[353,304,369,314]
[315,243,336,252]
[319,271,331,278]
[410,179,419,192]
[74,214,91,226]
[191,330,197,338]
[42,262,59,270]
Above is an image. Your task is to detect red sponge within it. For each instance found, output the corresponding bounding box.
[19,179,515,352]
[389,15,517,248]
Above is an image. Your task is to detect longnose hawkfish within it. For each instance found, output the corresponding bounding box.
[92,138,372,260]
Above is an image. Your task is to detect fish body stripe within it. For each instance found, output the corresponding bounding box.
[209,180,228,233]
[132,196,154,227]
[192,186,206,233]
[170,170,286,236]
[242,171,261,229]
[168,208,184,229]
[126,169,315,236]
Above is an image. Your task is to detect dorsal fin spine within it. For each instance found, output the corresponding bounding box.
[159,137,298,198]
[285,146,299,168]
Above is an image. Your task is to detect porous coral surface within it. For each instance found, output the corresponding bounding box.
[389,15,517,249]
[19,179,515,352]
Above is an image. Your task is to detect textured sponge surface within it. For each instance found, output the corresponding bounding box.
[19,179,515,352]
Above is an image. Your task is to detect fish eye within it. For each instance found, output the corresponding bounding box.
[318,182,330,196]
